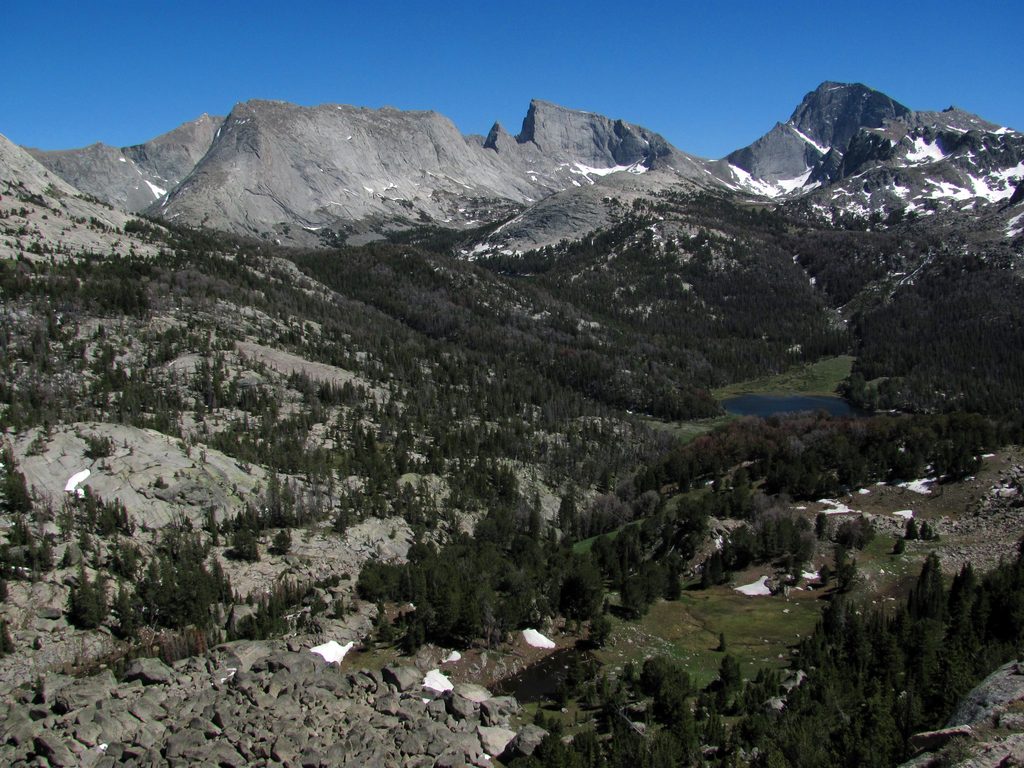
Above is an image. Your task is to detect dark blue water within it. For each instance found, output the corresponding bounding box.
[722,394,868,419]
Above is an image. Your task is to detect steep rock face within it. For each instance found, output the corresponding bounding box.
[156,100,546,241]
[788,81,911,157]
[497,99,678,168]
[28,142,163,211]
[27,114,221,211]
[725,123,825,186]
[484,99,713,189]
[122,113,221,191]
[724,82,911,195]
[155,99,717,242]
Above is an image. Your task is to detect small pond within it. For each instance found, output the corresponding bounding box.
[492,647,596,704]
[721,394,869,419]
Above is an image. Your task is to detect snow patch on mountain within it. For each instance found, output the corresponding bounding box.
[925,180,974,202]
[144,180,167,199]
[570,161,648,182]
[728,164,817,198]
[1007,212,1024,239]
[905,137,947,164]
[789,124,830,155]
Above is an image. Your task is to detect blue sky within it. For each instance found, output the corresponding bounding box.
[4,0,1022,159]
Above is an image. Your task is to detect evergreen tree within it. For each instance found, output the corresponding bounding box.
[664,557,682,600]
[67,565,108,629]
[717,654,743,712]
[113,584,139,639]
[1,464,32,517]
[228,528,260,562]
[589,614,612,648]
[701,550,726,588]
[909,552,946,622]
[270,528,292,556]
[557,491,578,539]
[559,557,603,625]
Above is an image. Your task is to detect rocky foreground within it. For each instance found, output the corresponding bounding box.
[0,639,543,767]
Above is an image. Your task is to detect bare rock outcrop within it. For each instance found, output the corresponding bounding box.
[0,639,532,767]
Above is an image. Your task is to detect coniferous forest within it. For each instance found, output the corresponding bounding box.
[2,183,1024,766]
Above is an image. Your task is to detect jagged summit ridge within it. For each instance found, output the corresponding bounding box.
[515,99,669,167]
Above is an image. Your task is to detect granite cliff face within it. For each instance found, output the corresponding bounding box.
[154,99,717,243]
[28,114,220,212]
[156,100,539,242]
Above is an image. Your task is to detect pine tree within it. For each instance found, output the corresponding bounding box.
[557,491,578,539]
[665,558,682,600]
[113,584,139,639]
[229,528,260,562]
[67,565,108,629]
[717,654,742,712]
[270,529,292,556]
[909,552,946,622]
[589,614,612,648]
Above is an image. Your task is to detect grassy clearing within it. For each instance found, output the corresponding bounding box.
[572,520,643,555]
[596,587,824,688]
[344,643,401,672]
[848,533,924,602]
[572,486,713,554]
[643,415,735,445]
[712,355,855,399]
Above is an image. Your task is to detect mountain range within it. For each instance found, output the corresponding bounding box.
[15,81,1023,249]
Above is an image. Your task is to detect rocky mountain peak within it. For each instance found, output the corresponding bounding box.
[512,98,665,169]
[720,80,1024,211]
[788,81,911,152]
[721,81,911,194]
